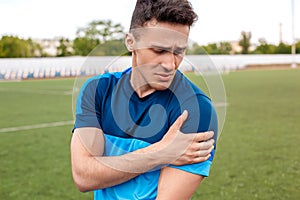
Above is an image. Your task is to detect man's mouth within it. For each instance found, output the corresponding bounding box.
[154,73,173,81]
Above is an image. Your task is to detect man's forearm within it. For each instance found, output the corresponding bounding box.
[71,130,165,192]
[71,112,214,192]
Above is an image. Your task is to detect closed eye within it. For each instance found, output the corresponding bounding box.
[151,47,169,54]
[173,48,186,55]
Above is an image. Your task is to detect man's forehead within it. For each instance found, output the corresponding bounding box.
[134,27,188,47]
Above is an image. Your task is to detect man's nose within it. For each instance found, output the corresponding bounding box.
[161,52,177,71]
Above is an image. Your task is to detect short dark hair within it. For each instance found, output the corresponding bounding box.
[129,0,198,30]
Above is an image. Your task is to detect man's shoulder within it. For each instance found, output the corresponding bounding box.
[173,70,210,101]
[82,68,131,90]
[89,69,129,82]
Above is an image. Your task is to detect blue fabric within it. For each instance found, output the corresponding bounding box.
[74,68,218,200]
[95,134,159,200]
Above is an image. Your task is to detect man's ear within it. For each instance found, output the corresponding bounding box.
[125,33,135,52]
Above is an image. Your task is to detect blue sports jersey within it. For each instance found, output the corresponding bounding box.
[74,68,218,200]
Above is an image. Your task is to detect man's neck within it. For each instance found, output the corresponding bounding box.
[130,69,156,98]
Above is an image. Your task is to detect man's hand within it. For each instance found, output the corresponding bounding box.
[71,110,214,191]
[155,110,215,165]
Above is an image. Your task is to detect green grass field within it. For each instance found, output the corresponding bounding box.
[0,69,299,200]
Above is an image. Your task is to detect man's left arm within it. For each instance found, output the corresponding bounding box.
[156,167,205,200]
[156,93,218,199]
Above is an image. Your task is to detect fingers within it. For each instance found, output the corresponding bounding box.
[171,147,213,165]
[197,145,214,157]
[171,110,189,131]
[180,110,188,125]
[197,139,215,150]
[193,131,214,142]
[190,141,214,157]
[192,153,212,163]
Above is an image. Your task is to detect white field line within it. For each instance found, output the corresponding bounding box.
[0,88,73,95]
[0,120,74,133]
[0,103,227,134]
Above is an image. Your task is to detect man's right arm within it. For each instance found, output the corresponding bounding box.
[70,111,214,192]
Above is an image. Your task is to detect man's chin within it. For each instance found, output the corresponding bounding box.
[151,82,171,91]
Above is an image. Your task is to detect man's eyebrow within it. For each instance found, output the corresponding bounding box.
[175,46,187,50]
[150,44,187,50]
[150,44,172,50]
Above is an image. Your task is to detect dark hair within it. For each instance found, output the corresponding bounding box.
[129,0,198,30]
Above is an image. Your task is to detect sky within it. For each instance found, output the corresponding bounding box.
[0,0,299,45]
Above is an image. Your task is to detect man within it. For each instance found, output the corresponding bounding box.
[71,0,218,199]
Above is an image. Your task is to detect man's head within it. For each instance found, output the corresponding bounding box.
[126,0,198,94]
[129,0,198,31]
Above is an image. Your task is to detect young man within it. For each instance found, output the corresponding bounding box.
[71,0,218,199]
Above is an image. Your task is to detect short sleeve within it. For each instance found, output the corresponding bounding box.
[169,94,218,177]
[74,77,101,130]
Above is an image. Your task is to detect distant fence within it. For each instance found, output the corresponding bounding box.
[0,56,130,81]
[0,67,92,80]
[1,55,299,81]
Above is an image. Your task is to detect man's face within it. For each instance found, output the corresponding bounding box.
[131,21,190,91]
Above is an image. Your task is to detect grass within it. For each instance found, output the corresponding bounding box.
[193,69,300,200]
[0,69,299,200]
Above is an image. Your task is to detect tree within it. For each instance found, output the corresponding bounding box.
[275,42,291,54]
[76,19,125,43]
[253,38,276,54]
[0,36,44,58]
[73,19,126,56]
[203,43,220,54]
[57,37,73,57]
[239,31,252,54]
[73,37,99,56]
[218,42,232,54]
[27,38,43,57]
[0,35,34,58]
[186,43,206,55]
[92,39,128,56]
[295,40,300,53]
[187,41,232,55]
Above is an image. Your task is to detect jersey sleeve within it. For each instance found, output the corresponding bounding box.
[169,94,218,177]
[73,76,101,130]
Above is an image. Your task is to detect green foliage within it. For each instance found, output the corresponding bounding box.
[274,42,291,54]
[188,42,232,55]
[252,38,277,54]
[91,39,128,56]
[296,41,300,53]
[187,43,207,55]
[73,37,100,56]
[1,23,299,57]
[203,43,220,55]
[73,19,126,56]
[238,31,252,54]
[0,35,42,58]
[218,42,233,54]
[76,19,125,43]
[57,38,73,57]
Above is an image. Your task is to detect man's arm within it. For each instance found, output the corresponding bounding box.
[156,167,204,200]
[156,134,215,200]
[71,111,214,192]
[156,93,219,199]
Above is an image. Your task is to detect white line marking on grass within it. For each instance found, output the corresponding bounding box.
[0,120,74,133]
[0,88,73,95]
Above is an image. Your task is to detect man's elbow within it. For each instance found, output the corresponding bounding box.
[71,167,92,193]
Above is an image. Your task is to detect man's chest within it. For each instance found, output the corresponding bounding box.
[98,92,179,144]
